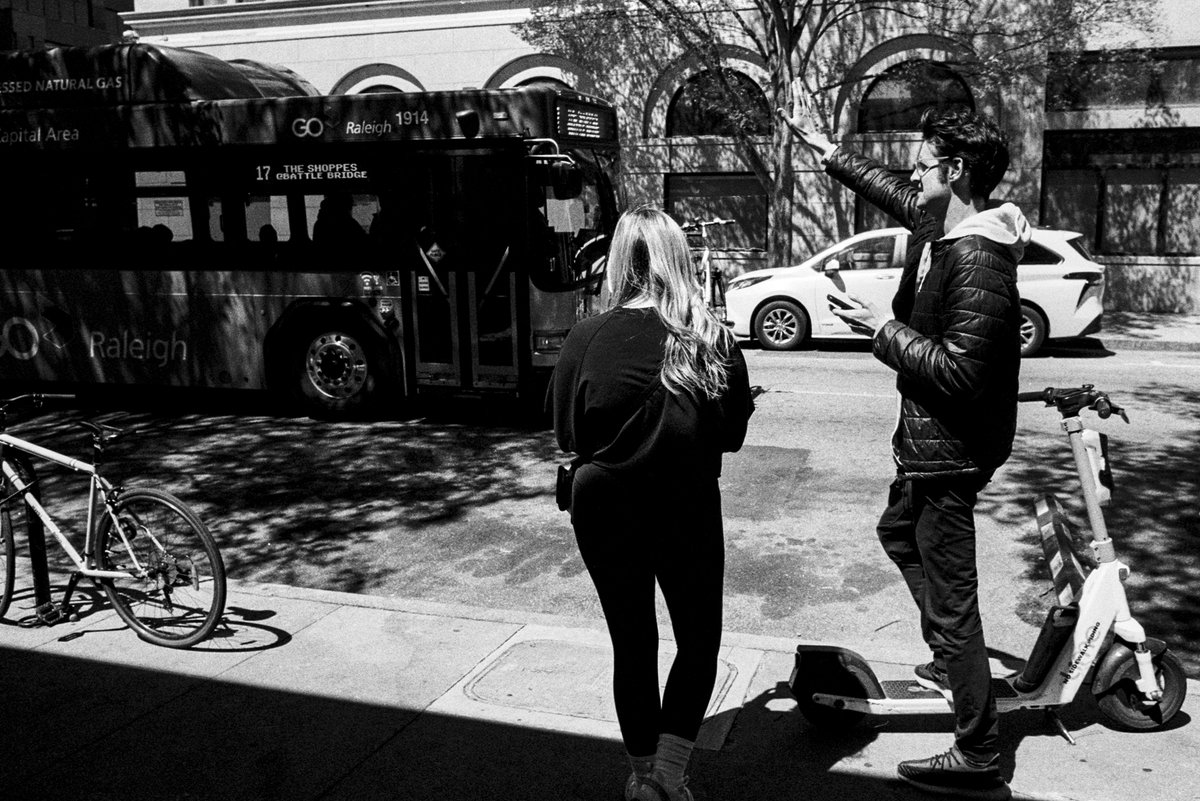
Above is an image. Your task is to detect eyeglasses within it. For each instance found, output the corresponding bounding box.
[912,156,953,178]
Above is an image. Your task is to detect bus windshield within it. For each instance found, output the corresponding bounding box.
[0,43,621,418]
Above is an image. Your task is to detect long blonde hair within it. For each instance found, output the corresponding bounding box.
[606,205,734,400]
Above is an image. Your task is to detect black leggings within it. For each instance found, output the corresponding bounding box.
[571,464,725,756]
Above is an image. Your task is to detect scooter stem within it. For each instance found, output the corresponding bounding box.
[1065,417,1115,563]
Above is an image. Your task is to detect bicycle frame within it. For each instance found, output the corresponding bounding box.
[684,218,733,317]
[1,431,140,582]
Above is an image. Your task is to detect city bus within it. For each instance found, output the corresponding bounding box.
[0,43,619,418]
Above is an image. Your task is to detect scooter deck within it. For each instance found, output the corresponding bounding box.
[877,678,1020,700]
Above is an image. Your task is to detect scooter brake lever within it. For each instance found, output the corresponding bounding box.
[1094,394,1130,423]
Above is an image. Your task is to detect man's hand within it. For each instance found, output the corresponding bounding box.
[831,294,890,338]
[777,77,833,155]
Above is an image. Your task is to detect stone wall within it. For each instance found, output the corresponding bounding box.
[1099,257,1200,313]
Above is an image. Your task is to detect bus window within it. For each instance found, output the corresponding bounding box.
[306,192,374,247]
[207,197,225,242]
[135,170,194,242]
[246,195,291,242]
[535,174,607,292]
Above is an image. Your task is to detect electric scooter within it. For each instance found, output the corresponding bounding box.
[788,385,1188,742]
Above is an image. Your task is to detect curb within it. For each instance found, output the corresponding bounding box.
[1046,335,1200,354]
[1094,336,1200,352]
[232,578,804,655]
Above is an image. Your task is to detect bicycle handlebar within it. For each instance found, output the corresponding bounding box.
[682,218,736,231]
[0,393,76,413]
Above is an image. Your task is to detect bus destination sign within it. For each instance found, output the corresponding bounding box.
[254,162,369,183]
[557,100,613,141]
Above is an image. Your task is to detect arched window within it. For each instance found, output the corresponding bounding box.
[858,60,974,132]
[666,70,770,137]
[517,76,572,90]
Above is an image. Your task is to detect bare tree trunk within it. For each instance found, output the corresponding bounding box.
[768,68,794,270]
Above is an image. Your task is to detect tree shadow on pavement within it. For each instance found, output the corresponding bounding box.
[10,400,569,597]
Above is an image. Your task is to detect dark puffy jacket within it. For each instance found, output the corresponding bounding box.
[825,148,1024,479]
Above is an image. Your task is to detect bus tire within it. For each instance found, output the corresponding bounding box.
[288,316,387,419]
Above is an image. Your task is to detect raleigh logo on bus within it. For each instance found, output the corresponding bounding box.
[90,330,188,367]
[0,315,187,367]
[292,117,325,138]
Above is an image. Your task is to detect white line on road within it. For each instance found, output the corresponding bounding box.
[766,389,894,399]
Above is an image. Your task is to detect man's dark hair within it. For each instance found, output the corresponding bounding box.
[920,105,1010,199]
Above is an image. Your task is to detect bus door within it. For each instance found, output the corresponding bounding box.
[403,153,522,393]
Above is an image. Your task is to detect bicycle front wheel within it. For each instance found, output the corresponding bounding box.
[97,488,226,648]
[0,500,15,619]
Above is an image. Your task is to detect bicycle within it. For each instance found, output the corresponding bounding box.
[0,393,226,648]
[682,217,736,321]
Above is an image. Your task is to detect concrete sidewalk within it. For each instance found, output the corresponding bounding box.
[1,577,1196,801]
[1080,311,1200,352]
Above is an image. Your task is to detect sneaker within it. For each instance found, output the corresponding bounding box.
[632,771,694,801]
[897,745,1010,800]
[914,660,951,694]
[623,772,641,801]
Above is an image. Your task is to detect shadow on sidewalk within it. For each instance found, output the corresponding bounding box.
[0,643,966,801]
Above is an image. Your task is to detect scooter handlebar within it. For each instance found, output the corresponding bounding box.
[1017,388,1051,403]
[1017,385,1129,422]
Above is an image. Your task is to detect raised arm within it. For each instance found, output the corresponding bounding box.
[778,80,923,231]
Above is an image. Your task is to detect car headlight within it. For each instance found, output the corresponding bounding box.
[729,274,773,291]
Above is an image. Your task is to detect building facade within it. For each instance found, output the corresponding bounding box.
[120,0,1200,311]
[2,0,132,49]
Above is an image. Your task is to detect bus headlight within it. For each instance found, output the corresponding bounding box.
[534,330,569,352]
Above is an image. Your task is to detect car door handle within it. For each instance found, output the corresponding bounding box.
[875,275,896,280]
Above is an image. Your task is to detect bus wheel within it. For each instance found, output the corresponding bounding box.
[291,319,382,419]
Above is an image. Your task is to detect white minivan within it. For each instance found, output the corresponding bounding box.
[726,227,1105,357]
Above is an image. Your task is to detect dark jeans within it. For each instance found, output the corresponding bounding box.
[877,475,999,763]
[571,464,725,756]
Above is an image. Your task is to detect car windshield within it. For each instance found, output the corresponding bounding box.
[812,235,899,272]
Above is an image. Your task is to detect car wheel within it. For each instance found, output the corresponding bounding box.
[1020,306,1047,358]
[754,300,809,351]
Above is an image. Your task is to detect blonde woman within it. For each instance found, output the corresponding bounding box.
[551,205,754,801]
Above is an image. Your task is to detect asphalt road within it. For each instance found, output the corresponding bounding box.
[8,340,1200,677]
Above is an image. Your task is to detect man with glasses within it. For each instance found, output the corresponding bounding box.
[780,90,1030,800]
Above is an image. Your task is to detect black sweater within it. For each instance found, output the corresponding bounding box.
[551,307,753,480]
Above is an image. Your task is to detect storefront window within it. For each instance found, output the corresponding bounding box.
[664,173,767,251]
[1165,168,1200,255]
[1047,49,1200,111]
[1102,169,1160,255]
[1042,130,1200,257]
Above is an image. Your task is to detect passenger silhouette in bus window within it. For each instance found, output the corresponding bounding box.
[313,193,367,245]
[258,224,279,244]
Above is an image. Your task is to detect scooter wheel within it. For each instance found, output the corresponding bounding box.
[1095,646,1187,731]
[792,673,869,731]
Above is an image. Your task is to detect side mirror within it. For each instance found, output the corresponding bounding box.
[823,259,841,274]
[456,109,480,139]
